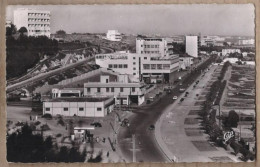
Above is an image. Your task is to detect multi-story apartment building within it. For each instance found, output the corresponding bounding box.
[179,55,194,70]
[222,49,241,56]
[95,52,179,83]
[106,30,122,41]
[84,75,146,105]
[136,37,174,57]
[185,36,199,58]
[14,8,51,37]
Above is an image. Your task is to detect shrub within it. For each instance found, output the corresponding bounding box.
[42,113,52,119]
[57,119,65,126]
[34,121,41,126]
[56,133,62,138]
[40,124,50,131]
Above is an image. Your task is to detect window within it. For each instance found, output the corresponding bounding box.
[87,88,91,93]
[111,87,114,92]
[114,64,118,68]
[106,88,109,92]
[133,73,136,75]
[132,87,136,92]
[141,51,143,54]
[123,64,128,68]
[97,88,101,93]
[45,107,50,111]
[157,64,162,69]
[151,64,156,69]
[144,57,147,60]
[133,57,136,60]
[133,62,136,65]
[79,107,84,111]
[143,64,150,69]
[133,67,136,70]
[141,45,143,47]
[64,108,68,111]
[97,107,102,111]
[119,64,123,68]
[120,87,124,92]
[108,64,113,68]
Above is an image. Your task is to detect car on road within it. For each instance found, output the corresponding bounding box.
[172,96,178,100]
[90,122,102,127]
[149,125,155,130]
[179,88,185,92]
[121,118,130,127]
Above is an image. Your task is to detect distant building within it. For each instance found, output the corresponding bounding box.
[14,8,51,37]
[136,37,174,57]
[238,39,254,45]
[106,30,122,41]
[84,75,146,105]
[95,52,179,83]
[185,36,199,58]
[222,49,241,56]
[179,54,194,70]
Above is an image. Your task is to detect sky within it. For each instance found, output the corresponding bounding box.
[6,4,255,36]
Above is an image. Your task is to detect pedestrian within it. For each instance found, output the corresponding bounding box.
[107,151,109,157]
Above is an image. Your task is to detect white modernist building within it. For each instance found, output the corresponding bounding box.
[238,39,254,45]
[95,52,179,83]
[14,8,51,37]
[84,75,146,105]
[43,97,114,117]
[222,49,241,56]
[136,37,174,57]
[179,55,194,70]
[185,36,199,58]
[106,30,122,41]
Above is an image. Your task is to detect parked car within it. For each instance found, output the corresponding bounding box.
[121,118,130,127]
[91,122,102,127]
[172,96,178,100]
[179,88,185,92]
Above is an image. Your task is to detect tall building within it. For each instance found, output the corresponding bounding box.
[106,30,122,41]
[14,8,51,37]
[185,36,199,57]
[136,37,174,57]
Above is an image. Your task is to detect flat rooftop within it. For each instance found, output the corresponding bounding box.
[44,97,111,102]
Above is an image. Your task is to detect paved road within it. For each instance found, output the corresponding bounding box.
[117,56,216,162]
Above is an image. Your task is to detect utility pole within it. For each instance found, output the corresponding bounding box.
[132,134,136,162]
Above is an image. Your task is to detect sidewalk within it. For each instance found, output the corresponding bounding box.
[155,64,241,162]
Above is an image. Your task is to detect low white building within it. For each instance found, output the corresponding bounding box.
[222,49,241,56]
[43,97,114,117]
[84,75,146,106]
[106,30,122,41]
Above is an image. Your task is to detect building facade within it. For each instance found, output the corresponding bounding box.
[84,75,146,105]
[238,39,254,45]
[136,37,174,57]
[106,30,122,41]
[43,97,114,117]
[222,49,241,56]
[14,8,51,37]
[185,36,199,57]
[179,56,194,70]
[95,52,179,83]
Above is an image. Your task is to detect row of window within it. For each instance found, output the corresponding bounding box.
[28,13,50,17]
[87,87,136,93]
[141,45,160,48]
[28,18,50,22]
[45,107,102,112]
[108,64,128,69]
[29,30,50,32]
[28,24,50,27]
[143,64,170,70]
[141,51,160,54]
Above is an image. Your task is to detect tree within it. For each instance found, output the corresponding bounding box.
[6,24,17,36]
[56,30,66,35]
[18,27,28,35]
[227,110,239,127]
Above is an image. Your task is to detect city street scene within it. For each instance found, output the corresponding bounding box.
[5,4,255,163]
